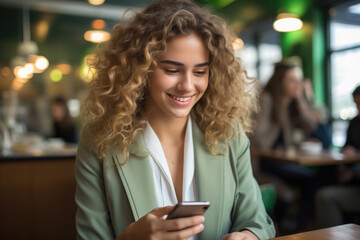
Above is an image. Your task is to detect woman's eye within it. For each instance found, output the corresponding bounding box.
[164,69,178,73]
[194,71,206,76]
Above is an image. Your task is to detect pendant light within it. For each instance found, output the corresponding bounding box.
[11,7,49,89]
[233,37,244,50]
[273,13,303,32]
[88,0,105,6]
[84,19,110,43]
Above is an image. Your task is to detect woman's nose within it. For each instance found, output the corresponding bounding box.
[177,71,194,91]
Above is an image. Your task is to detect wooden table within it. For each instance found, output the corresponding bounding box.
[251,148,360,166]
[270,224,360,240]
[0,148,77,240]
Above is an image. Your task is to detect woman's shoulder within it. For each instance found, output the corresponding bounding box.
[77,126,113,160]
[191,117,250,157]
[226,123,250,153]
[78,126,95,147]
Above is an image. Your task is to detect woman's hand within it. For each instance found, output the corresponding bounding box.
[295,81,305,101]
[222,230,259,240]
[341,146,357,156]
[118,206,205,240]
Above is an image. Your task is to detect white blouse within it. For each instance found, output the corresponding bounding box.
[143,117,197,207]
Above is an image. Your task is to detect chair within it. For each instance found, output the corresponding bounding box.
[260,183,276,212]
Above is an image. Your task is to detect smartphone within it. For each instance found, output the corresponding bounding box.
[166,201,210,220]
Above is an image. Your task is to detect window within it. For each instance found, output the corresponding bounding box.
[328,1,360,147]
[258,43,282,85]
[238,23,282,87]
[258,28,282,85]
[238,44,257,79]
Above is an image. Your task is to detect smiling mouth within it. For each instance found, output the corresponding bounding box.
[167,93,192,102]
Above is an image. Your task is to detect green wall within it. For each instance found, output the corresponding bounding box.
[215,0,327,105]
[280,1,327,105]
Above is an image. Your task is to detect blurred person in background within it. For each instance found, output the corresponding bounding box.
[50,96,78,143]
[316,85,360,228]
[303,78,332,149]
[341,85,360,155]
[252,62,329,150]
[251,62,331,232]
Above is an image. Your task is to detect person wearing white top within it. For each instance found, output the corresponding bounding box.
[75,1,275,240]
[144,117,197,208]
[144,118,197,240]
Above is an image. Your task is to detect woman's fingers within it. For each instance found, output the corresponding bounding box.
[163,222,204,240]
[151,206,175,218]
[163,215,205,231]
[120,207,205,240]
[138,207,205,240]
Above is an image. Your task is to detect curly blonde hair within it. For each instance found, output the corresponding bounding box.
[83,0,258,160]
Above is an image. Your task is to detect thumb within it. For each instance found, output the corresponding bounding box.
[221,234,230,240]
[151,206,175,218]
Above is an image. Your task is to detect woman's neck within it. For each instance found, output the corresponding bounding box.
[148,116,188,144]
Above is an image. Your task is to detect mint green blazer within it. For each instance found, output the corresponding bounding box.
[75,120,275,240]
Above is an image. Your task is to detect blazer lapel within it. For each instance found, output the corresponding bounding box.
[113,121,225,238]
[114,134,158,221]
[192,121,225,239]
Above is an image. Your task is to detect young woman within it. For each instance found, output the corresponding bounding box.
[75,1,275,239]
[251,63,317,150]
[251,63,321,232]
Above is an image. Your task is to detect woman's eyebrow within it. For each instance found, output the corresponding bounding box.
[195,62,209,67]
[160,60,183,66]
[160,60,209,67]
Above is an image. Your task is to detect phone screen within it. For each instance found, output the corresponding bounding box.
[166,201,210,220]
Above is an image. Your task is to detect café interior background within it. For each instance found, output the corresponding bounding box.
[0,0,359,147]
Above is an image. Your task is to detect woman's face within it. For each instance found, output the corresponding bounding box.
[282,68,302,99]
[51,103,66,122]
[147,34,209,121]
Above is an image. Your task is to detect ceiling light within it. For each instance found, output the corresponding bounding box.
[11,7,49,89]
[84,18,110,43]
[92,19,106,29]
[84,30,110,43]
[88,0,105,6]
[1,67,11,77]
[232,38,244,50]
[24,63,35,74]
[56,63,72,75]
[34,56,49,71]
[14,66,33,79]
[35,19,50,42]
[273,13,303,32]
[27,55,48,73]
[50,69,63,82]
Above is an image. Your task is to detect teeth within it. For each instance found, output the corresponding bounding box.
[170,95,191,102]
